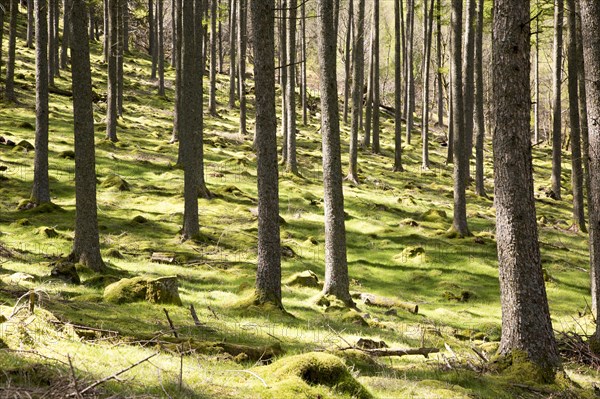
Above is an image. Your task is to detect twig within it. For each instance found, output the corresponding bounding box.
[223,370,268,388]
[471,346,489,363]
[67,355,82,399]
[163,308,178,338]
[208,305,219,319]
[76,352,158,395]
[189,304,203,327]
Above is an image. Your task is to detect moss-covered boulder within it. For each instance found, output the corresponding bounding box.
[285,270,320,287]
[100,174,130,191]
[36,226,59,238]
[258,352,373,399]
[16,140,34,150]
[421,208,447,222]
[104,276,182,306]
[50,261,81,284]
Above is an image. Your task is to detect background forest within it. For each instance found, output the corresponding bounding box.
[0,0,600,398]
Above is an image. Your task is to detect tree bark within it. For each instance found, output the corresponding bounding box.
[158,0,165,96]
[149,0,156,77]
[5,0,18,102]
[342,0,352,125]
[393,0,404,172]
[228,0,236,108]
[69,0,105,272]
[32,0,50,204]
[105,0,118,142]
[251,0,282,307]
[421,0,434,170]
[372,0,380,154]
[317,0,353,307]
[117,0,124,116]
[404,0,414,144]
[60,0,71,70]
[27,0,34,48]
[462,0,476,179]
[474,0,486,197]
[436,0,443,127]
[492,0,561,373]
[363,25,373,149]
[279,0,287,162]
[348,0,365,185]
[550,0,564,200]
[208,0,217,114]
[301,0,307,125]
[238,0,247,135]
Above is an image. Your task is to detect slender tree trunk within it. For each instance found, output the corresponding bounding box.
[5,0,18,102]
[32,0,50,204]
[576,1,591,209]
[123,0,128,52]
[171,0,182,145]
[0,1,4,83]
[348,0,365,185]
[393,0,404,172]
[285,0,297,173]
[195,0,210,199]
[301,0,307,125]
[208,0,217,114]
[171,0,175,67]
[450,0,470,236]
[493,0,561,374]
[228,0,236,108]
[474,0,486,197]
[53,0,59,77]
[27,0,34,48]
[105,0,118,141]
[372,0,380,154]
[436,0,443,126]
[279,0,288,162]
[421,0,434,170]
[342,0,352,125]
[534,0,540,144]
[117,0,124,116]
[447,61,454,164]
[60,0,70,69]
[405,0,414,144]
[463,0,476,180]
[550,0,564,200]
[69,0,105,272]
[238,0,247,135]
[317,0,353,307]
[565,0,585,231]
[103,0,108,61]
[88,5,94,41]
[251,0,282,307]
[363,26,373,149]
[48,0,56,85]
[157,0,164,95]
[218,0,223,72]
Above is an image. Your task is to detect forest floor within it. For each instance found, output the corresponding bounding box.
[1,24,599,399]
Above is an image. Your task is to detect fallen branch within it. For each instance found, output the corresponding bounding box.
[163,308,179,338]
[338,345,439,358]
[76,352,158,396]
[189,304,203,327]
[48,320,119,336]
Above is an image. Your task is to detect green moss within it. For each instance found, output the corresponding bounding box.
[284,270,321,288]
[103,276,182,306]
[36,226,59,238]
[258,352,373,399]
[100,174,131,191]
[71,294,104,303]
[492,350,557,384]
[421,208,447,222]
[58,150,75,159]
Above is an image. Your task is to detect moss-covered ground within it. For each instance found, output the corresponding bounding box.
[0,13,598,398]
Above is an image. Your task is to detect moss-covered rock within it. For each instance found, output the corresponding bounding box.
[58,150,75,159]
[50,261,81,284]
[100,174,130,191]
[16,140,34,150]
[36,226,59,238]
[104,276,182,306]
[285,270,320,287]
[421,208,447,222]
[258,352,373,399]
[83,275,120,288]
[401,246,425,258]
[11,218,31,227]
[131,215,148,224]
[105,248,125,259]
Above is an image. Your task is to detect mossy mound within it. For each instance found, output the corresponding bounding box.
[36,226,59,239]
[83,275,120,288]
[16,140,34,150]
[71,294,104,303]
[11,218,30,227]
[50,261,81,284]
[131,215,148,224]
[58,150,75,159]
[401,246,425,258]
[18,121,35,130]
[443,290,474,302]
[105,248,125,259]
[492,350,557,384]
[285,270,320,288]
[104,276,182,306]
[258,352,373,399]
[421,208,447,222]
[18,201,64,214]
[100,174,130,191]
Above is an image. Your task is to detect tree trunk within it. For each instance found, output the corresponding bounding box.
[474,0,486,197]
[450,0,469,236]
[566,0,585,231]
[285,0,297,173]
[103,0,108,61]
[436,0,443,126]
[69,0,105,272]
[27,0,34,48]
[279,0,287,162]
[301,0,307,125]
[404,0,414,144]
[251,0,282,307]
[317,0,353,307]
[462,0,475,180]
[371,0,380,154]
[421,0,434,170]
[88,5,94,41]
[550,0,564,200]
[218,0,223,73]
[195,0,210,199]
[32,0,50,204]
[228,0,236,108]
[149,0,156,77]
[0,1,4,84]
[342,0,352,125]
[348,0,365,185]
[534,0,540,143]
[492,0,561,374]
[579,0,600,340]
[158,0,165,96]
[5,0,18,102]
[122,0,128,52]
[171,0,175,67]
[53,0,59,77]
[171,0,182,146]
[208,0,217,114]
[105,0,118,141]
[60,0,71,70]
[363,26,373,150]
[117,0,124,116]
[393,0,404,172]
[238,0,247,135]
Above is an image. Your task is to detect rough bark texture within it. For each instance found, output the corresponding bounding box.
[301,0,307,125]
[208,0,217,115]
[5,0,18,102]
[474,0,486,197]
[404,0,414,145]
[421,0,434,170]
[580,0,600,339]
[550,0,564,200]
[450,0,469,236]
[342,0,352,125]
[492,0,561,373]
[251,0,282,307]
[32,0,50,204]
[462,0,475,177]
[158,0,165,96]
[150,0,156,78]
[348,0,365,184]
[279,0,287,162]
[285,0,298,174]
[69,0,105,272]
[106,0,118,141]
[48,0,55,85]
[171,0,182,145]
[228,0,236,108]
[372,0,380,154]
[393,0,403,172]
[317,0,352,306]
[436,0,443,127]
[237,0,247,135]
[27,0,34,47]
[60,0,71,70]
[117,0,124,116]
[566,0,585,231]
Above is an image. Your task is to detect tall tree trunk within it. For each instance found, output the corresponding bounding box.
[238,0,247,135]
[60,0,71,69]
[149,0,155,58]
[69,0,105,272]
[463,0,476,180]
[404,0,414,144]
[493,0,561,374]
[534,0,540,143]
[5,0,18,102]
[32,0,50,204]
[158,0,164,95]
[579,0,600,341]
[48,0,56,85]
[301,0,307,125]
[0,1,4,84]
[122,0,128,52]
[371,0,380,154]
[550,0,564,200]
[576,1,591,210]
[103,0,108,61]
[421,0,434,170]
[53,0,59,76]
[194,0,210,199]
[342,0,352,125]
[117,0,124,116]
[363,26,373,149]
[348,0,365,185]
[285,0,297,173]
[566,0,585,231]
[88,5,94,41]
[317,0,353,307]
[450,0,469,236]
[171,0,182,146]
[436,0,443,126]
[27,0,34,48]
[393,0,404,172]
[474,0,486,197]
[279,0,288,162]
[105,0,118,141]
[447,61,454,164]
[208,0,217,114]
[251,0,282,307]
[218,0,223,72]
[228,0,236,108]
[171,0,175,67]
